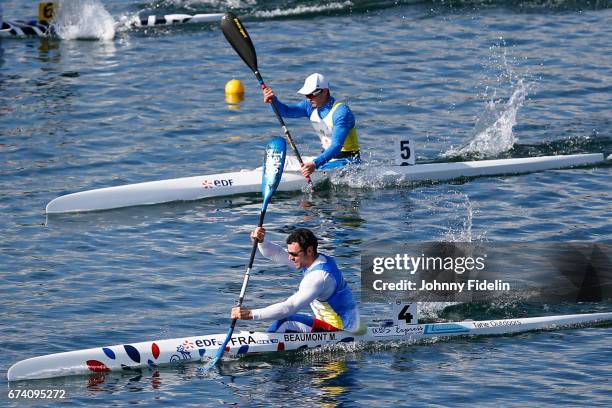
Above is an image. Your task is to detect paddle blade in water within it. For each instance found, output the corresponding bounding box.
[221,13,258,73]
[262,137,287,209]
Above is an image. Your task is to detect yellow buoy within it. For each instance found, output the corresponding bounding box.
[225,79,245,105]
[225,79,244,94]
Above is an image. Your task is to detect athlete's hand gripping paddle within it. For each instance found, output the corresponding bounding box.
[202,137,287,370]
[220,12,314,189]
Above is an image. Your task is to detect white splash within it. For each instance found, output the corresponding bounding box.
[163,0,258,11]
[329,158,392,190]
[445,79,528,158]
[440,192,483,243]
[419,302,460,319]
[54,0,115,41]
[254,1,353,18]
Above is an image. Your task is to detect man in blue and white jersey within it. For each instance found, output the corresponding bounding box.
[262,73,361,178]
[231,227,362,333]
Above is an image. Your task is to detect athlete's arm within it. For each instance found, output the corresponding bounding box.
[270,96,311,118]
[257,240,294,268]
[251,271,332,320]
[263,87,311,118]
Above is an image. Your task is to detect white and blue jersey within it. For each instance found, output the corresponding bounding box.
[251,240,361,333]
[270,95,360,169]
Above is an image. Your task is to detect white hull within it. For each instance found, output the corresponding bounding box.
[46,167,328,214]
[130,13,224,27]
[379,152,605,181]
[46,153,607,214]
[8,312,612,381]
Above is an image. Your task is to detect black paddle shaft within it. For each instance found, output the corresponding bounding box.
[226,210,266,331]
[220,13,312,186]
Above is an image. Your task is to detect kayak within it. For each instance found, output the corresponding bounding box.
[0,13,223,38]
[129,13,224,28]
[46,153,609,214]
[8,308,612,381]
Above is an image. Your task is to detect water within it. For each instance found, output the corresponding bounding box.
[1,0,611,406]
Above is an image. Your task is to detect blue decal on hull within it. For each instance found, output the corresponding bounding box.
[423,323,470,335]
[103,347,116,359]
[124,345,141,363]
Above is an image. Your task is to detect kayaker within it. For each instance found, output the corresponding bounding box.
[262,73,361,178]
[231,227,362,333]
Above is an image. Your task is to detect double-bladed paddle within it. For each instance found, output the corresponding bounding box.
[202,137,287,370]
[220,12,313,189]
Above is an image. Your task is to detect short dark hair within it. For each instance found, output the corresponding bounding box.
[286,228,318,253]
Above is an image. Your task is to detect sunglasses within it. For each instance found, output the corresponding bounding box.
[306,89,323,98]
[288,249,305,257]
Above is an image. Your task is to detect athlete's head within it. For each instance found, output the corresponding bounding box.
[297,73,330,108]
[286,228,318,268]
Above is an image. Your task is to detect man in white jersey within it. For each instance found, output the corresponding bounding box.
[231,227,361,333]
[262,73,361,178]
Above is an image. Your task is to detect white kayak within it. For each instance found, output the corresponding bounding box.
[46,153,609,214]
[8,307,612,381]
[129,13,224,27]
[0,13,223,38]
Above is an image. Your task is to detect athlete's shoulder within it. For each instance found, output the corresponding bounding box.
[306,253,331,270]
[331,101,354,120]
[318,253,340,270]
